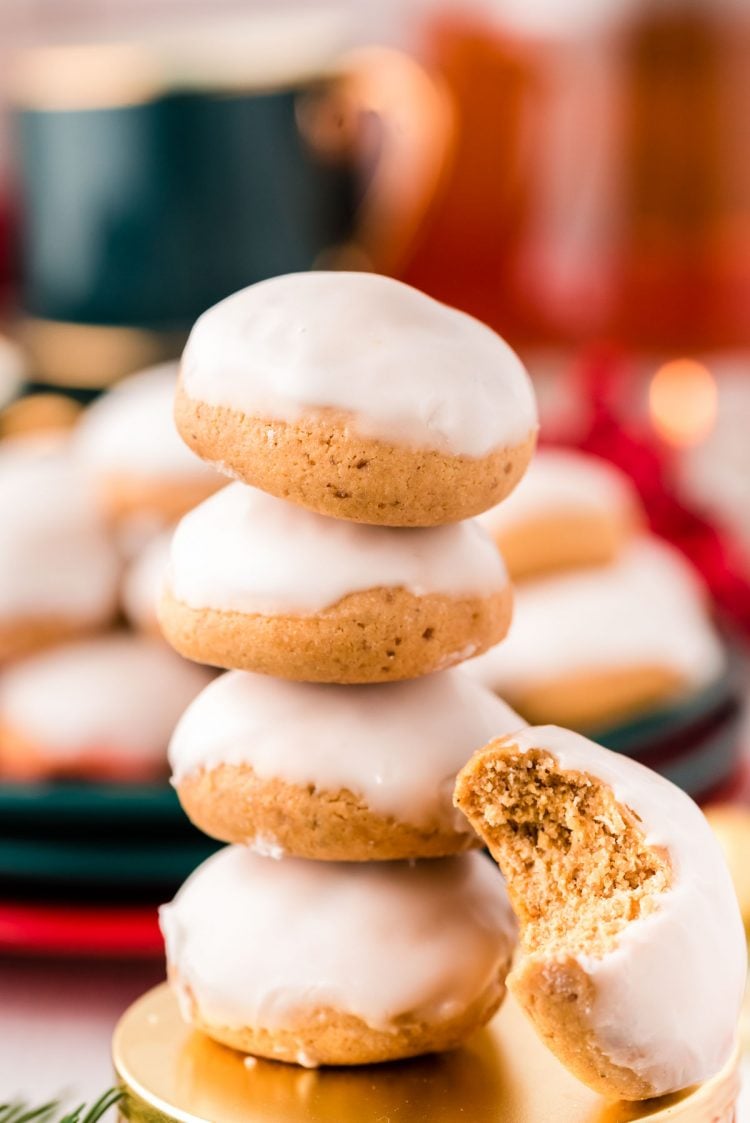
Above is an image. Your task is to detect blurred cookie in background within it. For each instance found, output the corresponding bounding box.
[73,363,224,553]
[122,530,171,639]
[0,633,213,783]
[462,536,725,730]
[0,392,83,438]
[478,447,643,581]
[0,435,121,663]
[0,333,25,414]
[704,805,750,936]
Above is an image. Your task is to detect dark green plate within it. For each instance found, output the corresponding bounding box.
[0,779,186,830]
[589,671,733,754]
[0,833,219,888]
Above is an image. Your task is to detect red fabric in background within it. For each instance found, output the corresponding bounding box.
[557,346,750,639]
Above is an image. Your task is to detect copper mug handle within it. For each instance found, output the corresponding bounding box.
[298,46,455,274]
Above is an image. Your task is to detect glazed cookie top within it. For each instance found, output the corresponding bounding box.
[463,537,724,693]
[74,364,220,481]
[169,669,525,830]
[160,847,516,1037]
[167,483,509,615]
[478,447,641,535]
[0,436,120,620]
[499,725,746,1092]
[180,272,538,458]
[0,634,212,766]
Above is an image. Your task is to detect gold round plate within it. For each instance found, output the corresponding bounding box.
[113,984,739,1123]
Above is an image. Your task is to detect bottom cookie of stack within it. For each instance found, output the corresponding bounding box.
[159,846,516,1066]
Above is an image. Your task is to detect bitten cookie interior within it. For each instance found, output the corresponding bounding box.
[454,725,746,1101]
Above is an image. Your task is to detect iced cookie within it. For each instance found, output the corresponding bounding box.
[74,364,222,538]
[175,272,538,526]
[122,530,171,637]
[0,436,120,663]
[462,537,724,729]
[159,484,512,682]
[454,725,746,1100]
[160,846,516,1066]
[170,669,525,860]
[478,447,642,580]
[0,634,213,781]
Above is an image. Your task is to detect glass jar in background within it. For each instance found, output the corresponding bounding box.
[399,0,750,354]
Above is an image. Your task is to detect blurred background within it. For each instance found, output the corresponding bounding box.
[1,0,750,1108]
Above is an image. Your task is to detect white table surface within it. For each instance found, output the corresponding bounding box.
[0,956,163,1104]
[0,954,748,1119]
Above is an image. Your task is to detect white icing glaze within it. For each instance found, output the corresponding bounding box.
[502,725,746,1094]
[167,483,508,615]
[180,271,538,457]
[463,536,724,694]
[0,634,212,766]
[478,446,640,536]
[122,530,172,632]
[0,436,120,622]
[169,669,525,832]
[160,847,516,1035]
[74,363,219,481]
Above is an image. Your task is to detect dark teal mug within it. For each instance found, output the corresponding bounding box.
[12,39,451,386]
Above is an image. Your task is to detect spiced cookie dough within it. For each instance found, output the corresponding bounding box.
[159,484,512,682]
[0,436,120,662]
[454,725,746,1100]
[478,447,642,580]
[0,634,213,781]
[176,271,538,526]
[462,537,724,729]
[74,364,222,539]
[169,669,525,860]
[160,846,516,1066]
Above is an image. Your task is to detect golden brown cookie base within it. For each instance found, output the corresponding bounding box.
[0,720,165,782]
[98,472,223,527]
[175,387,537,526]
[509,956,655,1100]
[177,764,479,860]
[158,584,512,683]
[0,616,104,666]
[500,665,686,730]
[493,509,637,582]
[176,971,508,1066]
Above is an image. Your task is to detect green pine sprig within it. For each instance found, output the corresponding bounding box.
[0,1089,122,1123]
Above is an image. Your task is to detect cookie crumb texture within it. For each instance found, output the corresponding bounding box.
[159,585,512,682]
[178,765,479,860]
[456,744,671,1100]
[175,390,536,527]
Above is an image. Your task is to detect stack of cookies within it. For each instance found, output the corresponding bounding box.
[158,270,540,1067]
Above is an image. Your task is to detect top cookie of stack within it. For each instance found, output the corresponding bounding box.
[161,271,538,684]
[175,270,537,527]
